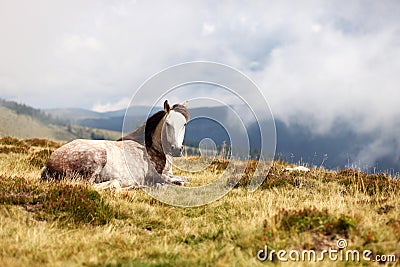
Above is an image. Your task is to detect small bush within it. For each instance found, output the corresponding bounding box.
[0,136,25,146]
[276,208,355,237]
[42,184,117,225]
[24,138,61,149]
[226,160,264,188]
[0,175,43,205]
[229,164,400,196]
[0,175,119,226]
[0,145,30,154]
[333,169,400,196]
[210,158,229,171]
[0,137,61,155]
[229,164,311,189]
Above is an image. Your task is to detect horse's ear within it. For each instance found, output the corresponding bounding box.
[183,100,188,108]
[164,100,170,113]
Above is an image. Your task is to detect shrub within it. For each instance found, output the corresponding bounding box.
[0,145,29,154]
[0,175,119,226]
[0,136,25,146]
[276,208,355,237]
[42,184,117,225]
[24,138,61,149]
[333,169,400,196]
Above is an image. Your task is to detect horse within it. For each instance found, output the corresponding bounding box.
[41,100,190,189]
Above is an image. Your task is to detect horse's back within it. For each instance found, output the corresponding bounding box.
[43,139,164,188]
[44,139,107,179]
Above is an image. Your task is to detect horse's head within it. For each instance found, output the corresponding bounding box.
[161,100,189,157]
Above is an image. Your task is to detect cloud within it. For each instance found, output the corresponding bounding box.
[202,23,216,36]
[92,97,131,113]
[0,0,399,168]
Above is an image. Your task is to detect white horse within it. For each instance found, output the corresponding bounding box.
[41,100,189,189]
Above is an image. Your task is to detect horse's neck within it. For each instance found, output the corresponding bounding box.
[164,154,173,175]
[147,116,168,174]
[147,146,166,174]
[151,115,165,153]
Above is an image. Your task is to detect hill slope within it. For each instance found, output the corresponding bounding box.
[0,105,76,140]
[0,100,120,141]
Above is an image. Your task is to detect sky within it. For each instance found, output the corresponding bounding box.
[1,0,400,168]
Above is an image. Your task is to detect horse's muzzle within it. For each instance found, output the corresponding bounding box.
[171,145,184,157]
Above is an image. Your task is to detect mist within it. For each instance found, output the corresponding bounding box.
[1,0,399,170]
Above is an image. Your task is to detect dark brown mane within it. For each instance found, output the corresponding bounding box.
[117,110,166,147]
[144,110,166,147]
[172,104,190,121]
[117,102,189,148]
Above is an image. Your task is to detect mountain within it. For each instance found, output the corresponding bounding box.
[46,106,151,122]
[45,106,152,134]
[0,99,120,141]
[45,105,399,173]
[45,108,105,121]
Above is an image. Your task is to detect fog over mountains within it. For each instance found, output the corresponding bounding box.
[1,1,399,175]
[46,105,400,174]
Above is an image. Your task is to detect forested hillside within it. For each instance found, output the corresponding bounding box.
[0,99,120,141]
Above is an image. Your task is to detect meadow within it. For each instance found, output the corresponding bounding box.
[0,136,399,266]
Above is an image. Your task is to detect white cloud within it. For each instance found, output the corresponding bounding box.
[311,24,322,33]
[1,0,400,167]
[202,23,215,35]
[62,35,104,53]
[92,97,131,113]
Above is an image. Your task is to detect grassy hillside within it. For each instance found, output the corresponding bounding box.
[0,137,399,266]
[0,101,120,141]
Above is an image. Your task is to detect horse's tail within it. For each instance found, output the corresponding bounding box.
[41,166,50,180]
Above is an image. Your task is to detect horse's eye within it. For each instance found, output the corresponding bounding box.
[184,123,187,127]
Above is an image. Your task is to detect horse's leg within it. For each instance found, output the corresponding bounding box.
[161,155,190,186]
[93,179,141,191]
[93,180,122,190]
[161,172,190,186]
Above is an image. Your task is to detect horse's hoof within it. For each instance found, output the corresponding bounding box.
[172,180,184,186]
[156,183,165,189]
[167,175,189,186]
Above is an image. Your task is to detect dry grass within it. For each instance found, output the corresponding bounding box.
[0,137,399,266]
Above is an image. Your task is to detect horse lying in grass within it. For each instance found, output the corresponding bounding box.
[41,100,190,189]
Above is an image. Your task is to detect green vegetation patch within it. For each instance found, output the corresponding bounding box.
[228,163,313,189]
[0,175,120,226]
[275,208,356,237]
[24,137,61,148]
[0,136,26,146]
[0,136,61,156]
[0,145,30,154]
[331,169,400,196]
[229,161,400,197]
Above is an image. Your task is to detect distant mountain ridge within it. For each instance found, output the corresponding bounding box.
[46,106,152,122]
[0,99,120,141]
[45,105,399,173]
[1,99,396,173]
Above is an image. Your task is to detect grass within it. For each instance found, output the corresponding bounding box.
[0,136,399,266]
[0,175,120,225]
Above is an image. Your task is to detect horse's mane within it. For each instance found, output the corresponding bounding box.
[117,103,189,148]
[171,104,189,121]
